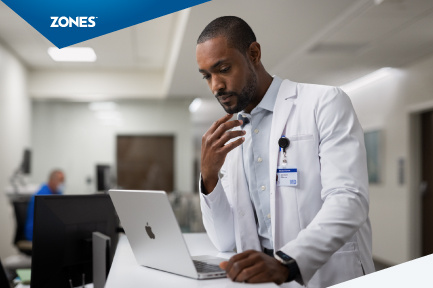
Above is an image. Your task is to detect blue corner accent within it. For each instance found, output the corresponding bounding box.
[1,0,211,48]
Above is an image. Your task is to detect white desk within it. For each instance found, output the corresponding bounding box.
[106,233,277,288]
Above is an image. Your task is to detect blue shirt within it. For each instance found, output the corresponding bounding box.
[237,76,282,249]
[24,184,60,241]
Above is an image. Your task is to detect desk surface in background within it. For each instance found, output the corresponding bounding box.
[106,233,277,288]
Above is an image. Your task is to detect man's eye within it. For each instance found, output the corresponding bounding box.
[202,74,210,80]
[220,67,230,73]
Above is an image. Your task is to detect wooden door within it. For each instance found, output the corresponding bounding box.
[117,135,174,191]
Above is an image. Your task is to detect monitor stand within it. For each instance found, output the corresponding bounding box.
[92,232,111,288]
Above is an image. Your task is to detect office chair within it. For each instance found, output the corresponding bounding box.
[12,198,33,256]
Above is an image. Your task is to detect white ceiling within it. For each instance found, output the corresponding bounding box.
[1,0,433,94]
[0,2,179,71]
[1,0,433,137]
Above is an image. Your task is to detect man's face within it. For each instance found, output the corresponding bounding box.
[53,172,64,187]
[196,37,257,114]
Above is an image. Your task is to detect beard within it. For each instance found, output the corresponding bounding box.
[216,67,257,114]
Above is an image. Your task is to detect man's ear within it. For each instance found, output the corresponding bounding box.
[248,42,261,65]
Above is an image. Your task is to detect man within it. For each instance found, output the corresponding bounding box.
[196,16,374,288]
[25,169,65,241]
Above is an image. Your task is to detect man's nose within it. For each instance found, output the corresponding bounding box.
[211,75,225,95]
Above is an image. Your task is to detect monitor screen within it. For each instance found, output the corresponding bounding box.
[20,149,31,174]
[96,165,111,192]
[31,194,119,288]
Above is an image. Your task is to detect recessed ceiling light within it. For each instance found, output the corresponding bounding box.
[48,47,97,62]
[189,98,202,113]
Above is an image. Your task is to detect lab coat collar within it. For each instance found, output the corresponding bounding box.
[254,76,283,113]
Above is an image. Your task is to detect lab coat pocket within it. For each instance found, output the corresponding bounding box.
[312,245,364,288]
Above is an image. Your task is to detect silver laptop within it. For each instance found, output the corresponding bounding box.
[109,189,227,279]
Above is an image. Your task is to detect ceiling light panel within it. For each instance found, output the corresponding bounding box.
[48,47,97,62]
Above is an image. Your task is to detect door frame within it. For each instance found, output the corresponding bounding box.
[408,99,433,259]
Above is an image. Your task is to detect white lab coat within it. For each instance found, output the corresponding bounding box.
[200,79,375,288]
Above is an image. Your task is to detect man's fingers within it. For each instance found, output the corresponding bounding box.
[226,257,255,281]
[224,250,256,279]
[203,118,242,147]
[200,115,244,193]
[219,261,228,270]
[207,114,234,135]
[213,120,242,138]
[233,263,265,282]
[210,119,243,140]
[219,137,245,154]
[215,130,246,147]
[224,252,287,284]
[244,271,269,283]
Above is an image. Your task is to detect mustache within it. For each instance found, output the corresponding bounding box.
[214,91,239,98]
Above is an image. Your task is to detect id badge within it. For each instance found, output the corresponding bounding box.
[276,167,298,187]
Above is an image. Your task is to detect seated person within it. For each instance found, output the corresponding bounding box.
[24,169,65,241]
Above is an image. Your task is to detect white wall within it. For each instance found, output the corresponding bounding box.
[348,53,433,265]
[0,44,31,258]
[31,99,194,196]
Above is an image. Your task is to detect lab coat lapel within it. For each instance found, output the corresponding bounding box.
[229,144,261,252]
[269,80,297,249]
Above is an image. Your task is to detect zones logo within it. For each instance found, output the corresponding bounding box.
[50,16,97,28]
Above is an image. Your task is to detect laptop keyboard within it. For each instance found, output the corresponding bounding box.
[193,260,224,273]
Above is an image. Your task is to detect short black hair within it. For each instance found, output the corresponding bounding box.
[197,16,256,54]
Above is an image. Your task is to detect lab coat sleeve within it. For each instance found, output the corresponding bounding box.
[280,87,370,285]
[199,168,236,252]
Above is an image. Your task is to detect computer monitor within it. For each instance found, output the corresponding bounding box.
[0,259,12,288]
[96,165,111,192]
[20,149,31,175]
[31,194,119,288]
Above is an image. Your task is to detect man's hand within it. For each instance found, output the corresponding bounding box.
[201,114,246,193]
[219,250,289,284]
